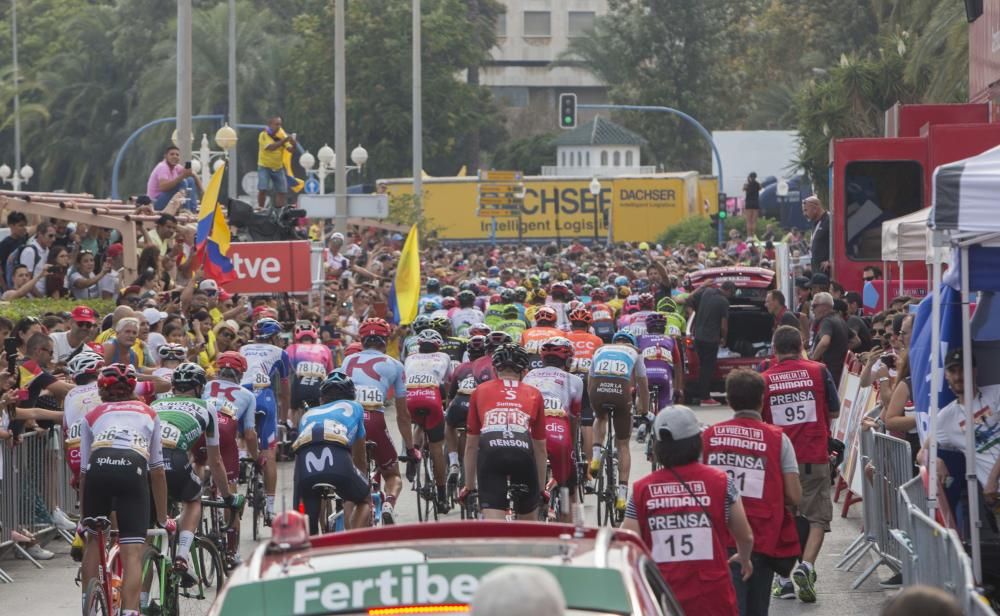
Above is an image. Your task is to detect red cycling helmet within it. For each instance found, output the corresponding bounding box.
[344,342,363,357]
[568,306,592,325]
[216,351,248,373]
[359,317,392,339]
[294,320,319,342]
[540,336,574,361]
[98,363,137,391]
[638,292,655,310]
[534,306,557,325]
[442,297,458,310]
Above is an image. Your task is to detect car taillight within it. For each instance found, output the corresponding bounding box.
[684,336,694,349]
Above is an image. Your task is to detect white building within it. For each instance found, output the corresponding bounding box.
[543,116,653,177]
[484,0,610,136]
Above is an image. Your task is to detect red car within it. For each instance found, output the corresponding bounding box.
[210,515,684,615]
[682,266,776,402]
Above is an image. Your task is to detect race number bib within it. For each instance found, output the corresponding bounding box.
[543,396,565,416]
[523,340,541,354]
[642,346,672,363]
[720,466,765,499]
[356,386,385,410]
[572,357,592,373]
[406,373,437,388]
[295,361,327,385]
[457,376,476,395]
[323,419,349,443]
[252,371,272,391]
[592,310,611,321]
[160,423,182,448]
[651,527,713,563]
[594,358,629,377]
[65,421,83,445]
[772,399,817,427]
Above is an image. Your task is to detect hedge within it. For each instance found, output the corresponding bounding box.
[657,215,781,247]
[0,297,117,322]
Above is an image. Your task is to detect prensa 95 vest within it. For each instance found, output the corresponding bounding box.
[761,357,831,464]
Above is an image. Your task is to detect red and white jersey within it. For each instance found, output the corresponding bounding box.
[523,366,584,419]
[79,399,164,471]
[403,352,452,390]
[64,381,156,462]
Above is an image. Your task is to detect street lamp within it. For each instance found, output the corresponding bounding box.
[590,177,611,246]
[171,124,237,187]
[299,143,368,194]
[0,163,33,191]
[589,177,601,244]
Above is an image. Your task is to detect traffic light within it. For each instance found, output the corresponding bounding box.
[559,93,577,129]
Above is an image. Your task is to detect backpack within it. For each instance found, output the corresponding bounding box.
[6,243,39,289]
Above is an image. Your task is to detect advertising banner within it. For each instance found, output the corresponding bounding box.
[224,241,313,294]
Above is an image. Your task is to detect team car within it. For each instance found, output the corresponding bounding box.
[209,513,683,615]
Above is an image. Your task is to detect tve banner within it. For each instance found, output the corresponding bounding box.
[225,241,312,294]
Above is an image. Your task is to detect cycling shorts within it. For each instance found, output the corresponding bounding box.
[645,369,673,411]
[364,410,398,473]
[588,376,634,439]
[293,442,370,535]
[248,387,278,450]
[162,447,203,503]
[544,415,576,488]
[406,387,445,442]
[476,446,539,515]
[445,394,470,429]
[81,448,151,543]
[192,414,240,483]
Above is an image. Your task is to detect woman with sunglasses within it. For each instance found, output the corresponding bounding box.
[68,250,112,300]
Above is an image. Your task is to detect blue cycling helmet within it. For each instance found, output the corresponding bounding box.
[612,330,637,347]
[422,299,441,313]
[614,275,629,287]
[254,317,283,340]
[488,266,500,277]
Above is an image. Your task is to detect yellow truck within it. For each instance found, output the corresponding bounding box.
[381,173,717,243]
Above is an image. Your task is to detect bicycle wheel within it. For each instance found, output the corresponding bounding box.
[140,546,174,616]
[177,537,224,615]
[423,453,439,521]
[602,429,617,526]
[83,579,110,616]
[250,476,263,541]
[595,449,607,525]
[414,454,425,523]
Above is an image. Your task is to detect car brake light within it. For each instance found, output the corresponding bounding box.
[684,336,694,349]
[368,606,469,615]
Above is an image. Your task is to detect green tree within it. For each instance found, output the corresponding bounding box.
[488,134,557,175]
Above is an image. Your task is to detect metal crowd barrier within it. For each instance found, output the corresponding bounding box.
[0,428,77,583]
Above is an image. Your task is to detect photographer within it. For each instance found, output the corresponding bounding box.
[68,250,112,299]
[1,264,50,301]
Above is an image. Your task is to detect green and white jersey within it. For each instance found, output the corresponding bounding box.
[152,395,218,451]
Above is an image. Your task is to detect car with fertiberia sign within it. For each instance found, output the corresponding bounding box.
[208,512,683,616]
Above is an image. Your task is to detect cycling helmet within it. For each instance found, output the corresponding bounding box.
[633,279,649,292]
[67,352,104,380]
[416,329,444,350]
[590,288,607,302]
[581,284,593,296]
[411,314,433,333]
[566,300,584,313]
[157,343,188,362]
[359,317,392,340]
[612,330,638,347]
[254,317,283,340]
[440,285,457,298]
[172,362,207,391]
[430,316,452,336]
[487,266,500,277]
[572,273,586,285]
[539,271,551,285]
[491,343,530,372]
[294,320,319,342]
[467,335,488,358]
[534,306,557,325]
[568,306,592,325]
[540,336,574,362]
[487,331,513,349]
[320,371,355,401]
[422,299,441,313]
[425,278,441,293]
[531,289,547,303]
[500,288,515,303]
[457,290,476,307]
[617,286,632,299]
[602,284,616,297]
[469,322,492,337]
[216,351,248,374]
[587,275,600,287]
[638,292,655,310]
[98,363,137,392]
[487,280,499,290]
[502,304,520,319]
[344,342,363,357]
[550,282,569,300]
[458,280,476,293]
[645,312,668,331]
[442,297,458,310]
[489,293,502,305]
[614,275,629,287]
[513,287,528,303]
[656,297,679,314]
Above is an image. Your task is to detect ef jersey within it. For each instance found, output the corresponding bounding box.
[341,349,406,412]
[152,395,218,451]
[287,343,335,405]
[293,399,366,451]
[240,343,291,394]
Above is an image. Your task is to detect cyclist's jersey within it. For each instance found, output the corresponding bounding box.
[152,395,219,451]
[523,367,584,420]
[484,303,509,328]
[451,307,485,337]
[624,310,656,338]
[545,301,570,330]
[400,334,420,362]
[287,343,335,407]
[403,352,452,393]
[239,343,291,396]
[418,293,443,313]
[590,303,617,342]
[203,379,257,435]
[520,326,563,370]
[151,367,175,401]
[566,330,603,377]
[638,333,680,397]
[64,381,156,476]
[589,344,645,381]
[439,337,467,366]
[449,360,478,398]
[467,379,546,451]
[664,312,687,337]
[471,354,496,385]
[340,349,406,412]
[607,297,624,316]
[79,399,164,469]
[496,318,527,338]
[292,399,366,451]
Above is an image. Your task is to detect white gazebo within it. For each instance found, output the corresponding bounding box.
[543,116,653,177]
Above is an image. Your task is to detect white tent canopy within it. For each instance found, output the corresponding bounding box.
[881,208,936,263]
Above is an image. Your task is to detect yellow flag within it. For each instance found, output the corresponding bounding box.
[391,225,421,325]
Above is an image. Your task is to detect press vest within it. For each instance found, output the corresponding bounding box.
[761,357,831,464]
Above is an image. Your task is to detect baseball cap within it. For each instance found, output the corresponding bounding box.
[795,276,811,290]
[106,243,124,258]
[945,347,974,369]
[809,273,830,288]
[219,289,233,301]
[71,306,98,324]
[199,279,219,293]
[214,319,239,336]
[142,307,168,325]
[653,405,702,442]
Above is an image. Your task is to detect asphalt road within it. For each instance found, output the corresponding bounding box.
[0,404,892,614]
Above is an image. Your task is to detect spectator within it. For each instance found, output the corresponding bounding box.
[794,276,812,317]
[809,292,849,385]
[0,317,13,341]
[743,171,761,238]
[1,264,49,301]
[147,144,202,211]
[840,299,872,353]
[142,308,169,359]
[802,196,830,274]
[102,316,141,368]
[844,291,863,317]
[99,243,124,301]
[141,215,177,260]
[766,289,801,331]
[863,265,883,283]
[691,280,734,406]
[42,245,71,298]
[257,115,296,209]
[13,316,44,355]
[50,306,99,365]
[881,585,961,616]
[809,272,830,296]
[68,250,112,299]
[470,566,566,616]
[19,331,73,407]
[19,221,55,297]
[0,211,30,289]
[829,281,845,300]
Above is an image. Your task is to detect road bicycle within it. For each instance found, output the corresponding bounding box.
[80,516,124,616]
[449,426,468,517]
[139,512,224,616]
[365,441,389,527]
[198,493,243,572]
[594,403,623,527]
[239,457,266,540]
[504,478,532,522]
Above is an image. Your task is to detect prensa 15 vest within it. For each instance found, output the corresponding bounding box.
[702,417,801,559]
[761,357,831,464]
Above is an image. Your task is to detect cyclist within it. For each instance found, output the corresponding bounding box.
[588,330,649,512]
[239,317,292,523]
[473,331,511,385]
[403,329,453,513]
[430,316,467,368]
[520,306,562,371]
[588,288,617,343]
[656,296,688,338]
[451,290,485,337]
[292,372,372,533]
[153,362,241,584]
[607,284,630,316]
[445,335,487,484]
[79,363,168,616]
[636,312,684,441]
[400,314,433,361]
[418,277,443,313]
[496,304,528,338]
[624,292,657,337]
[340,317,418,524]
[287,320,335,423]
[152,343,187,400]
[63,352,107,488]
[523,337,583,522]
[565,307,603,488]
[547,282,572,330]
[462,344,547,521]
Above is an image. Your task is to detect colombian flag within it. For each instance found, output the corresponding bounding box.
[388,225,420,325]
[195,163,238,286]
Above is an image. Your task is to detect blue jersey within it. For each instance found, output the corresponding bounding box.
[418,293,443,313]
[340,349,406,412]
[203,379,257,434]
[239,343,291,395]
[293,399,366,451]
[589,344,645,381]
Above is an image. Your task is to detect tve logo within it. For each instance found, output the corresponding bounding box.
[226,241,312,293]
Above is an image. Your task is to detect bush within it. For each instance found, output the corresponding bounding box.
[658,215,781,247]
[0,297,116,322]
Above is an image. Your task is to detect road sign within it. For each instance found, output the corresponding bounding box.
[479,170,522,183]
[478,196,523,208]
[298,194,390,219]
[478,183,523,195]
[477,208,520,218]
[304,178,320,194]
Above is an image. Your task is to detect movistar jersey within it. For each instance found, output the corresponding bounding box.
[293,399,366,451]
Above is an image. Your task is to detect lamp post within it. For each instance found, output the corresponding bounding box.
[299,144,368,194]
[591,177,612,246]
[589,177,601,245]
[11,0,22,192]
[0,163,33,191]
[174,124,238,187]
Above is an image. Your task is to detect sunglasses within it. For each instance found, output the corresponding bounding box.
[204,290,217,297]
[75,321,95,329]
[863,276,874,282]
[218,330,235,339]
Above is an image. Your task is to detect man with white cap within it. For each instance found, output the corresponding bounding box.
[143,307,169,359]
[621,404,754,616]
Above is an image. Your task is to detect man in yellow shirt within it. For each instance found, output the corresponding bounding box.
[258,115,296,209]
